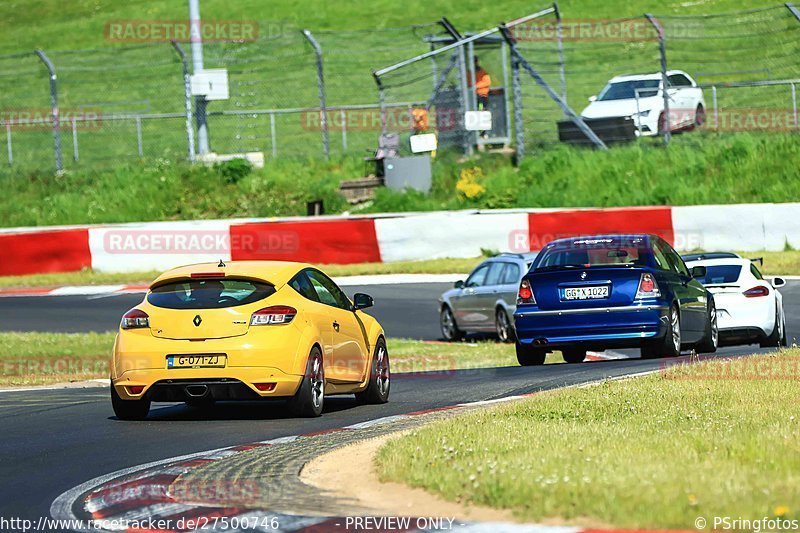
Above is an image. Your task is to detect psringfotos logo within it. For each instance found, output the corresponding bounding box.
[103,19,266,43]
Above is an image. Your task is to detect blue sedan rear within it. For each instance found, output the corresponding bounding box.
[514,234,718,365]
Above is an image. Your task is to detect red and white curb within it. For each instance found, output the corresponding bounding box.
[50,398,543,532]
[0,274,466,298]
[50,368,672,533]
[4,203,800,277]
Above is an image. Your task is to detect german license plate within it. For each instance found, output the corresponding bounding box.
[562,286,609,301]
[167,354,226,369]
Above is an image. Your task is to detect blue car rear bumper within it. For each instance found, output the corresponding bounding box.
[514,303,670,349]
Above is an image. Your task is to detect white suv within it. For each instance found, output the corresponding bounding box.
[581,70,705,136]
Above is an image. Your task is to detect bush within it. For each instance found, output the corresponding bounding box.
[214,158,252,184]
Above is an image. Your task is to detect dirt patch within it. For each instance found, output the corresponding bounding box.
[300,431,518,522]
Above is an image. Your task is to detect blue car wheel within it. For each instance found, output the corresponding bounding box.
[516,342,546,366]
[642,304,681,359]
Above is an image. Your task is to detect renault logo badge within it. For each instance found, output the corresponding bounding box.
[580,272,587,280]
[193,315,202,327]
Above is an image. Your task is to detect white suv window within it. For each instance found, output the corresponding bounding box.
[668,74,693,87]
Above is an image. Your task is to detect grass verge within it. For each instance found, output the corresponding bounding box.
[0,332,114,387]
[0,257,482,289]
[0,332,532,387]
[2,250,798,289]
[376,351,800,529]
[2,134,800,227]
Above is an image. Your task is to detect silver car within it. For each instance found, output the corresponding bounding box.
[439,253,538,342]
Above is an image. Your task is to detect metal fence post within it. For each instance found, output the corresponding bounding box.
[457,43,473,157]
[467,40,480,147]
[645,14,671,145]
[340,109,348,151]
[430,42,439,92]
[554,2,568,109]
[189,0,209,155]
[5,122,12,166]
[373,71,388,137]
[269,113,277,158]
[302,30,330,159]
[71,118,79,162]
[171,40,196,161]
[792,82,798,129]
[712,85,718,130]
[786,3,800,22]
[34,49,62,171]
[510,50,525,162]
[135,116,144,157]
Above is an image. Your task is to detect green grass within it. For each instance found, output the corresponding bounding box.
[0,257,485,288]
[377,351,800,529]
[2,133,800,228]
[0,332,529,387]
[0,331,114,386]
[0,0,767,54]
[390,338,565,374]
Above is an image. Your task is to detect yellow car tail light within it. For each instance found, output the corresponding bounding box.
[250,306,297,326]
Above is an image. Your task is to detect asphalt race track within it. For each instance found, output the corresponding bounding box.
[0,283,449,339]
[0,281,798,523]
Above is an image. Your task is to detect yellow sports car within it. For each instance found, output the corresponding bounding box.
[111,261,390,419]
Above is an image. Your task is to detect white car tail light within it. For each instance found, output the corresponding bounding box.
[635,273,661,299]
[121,308,149,329]
[517,279,536,305]
[743,286,770,298]
[250,306,297,325]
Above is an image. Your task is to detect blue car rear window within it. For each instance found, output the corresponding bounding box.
[148,278,275,309]
[535,244,649,270]
[694,265,742,285]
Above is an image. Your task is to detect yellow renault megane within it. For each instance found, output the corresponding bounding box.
[111,261,390,420]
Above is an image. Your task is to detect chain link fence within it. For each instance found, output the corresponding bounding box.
[0,5,798,173]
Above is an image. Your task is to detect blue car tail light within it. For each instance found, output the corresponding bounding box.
[517,279,536,305]
[635,273,661,300]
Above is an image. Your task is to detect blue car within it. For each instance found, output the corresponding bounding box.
[514,234,718,365]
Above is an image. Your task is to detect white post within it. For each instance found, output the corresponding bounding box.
[712,85,718,130]
[71,118,79,161]
[340,109,347,151]
[5,122,12,165]
[136,116,143,157]
[270,113,277,158]
[189,0,209,154]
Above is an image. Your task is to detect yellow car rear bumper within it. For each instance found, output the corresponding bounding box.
[112,366,302,401]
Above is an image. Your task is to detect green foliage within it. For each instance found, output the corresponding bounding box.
[1,133,799,227]
[214,158,252,184]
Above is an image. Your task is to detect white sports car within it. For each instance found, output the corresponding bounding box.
[684,257,787,348]
[581,70,705,136]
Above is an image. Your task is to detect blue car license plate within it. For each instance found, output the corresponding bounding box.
[561,286,609,301]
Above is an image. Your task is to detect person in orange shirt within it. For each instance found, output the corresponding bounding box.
[472,56,492,139]
[472,56,491,111]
